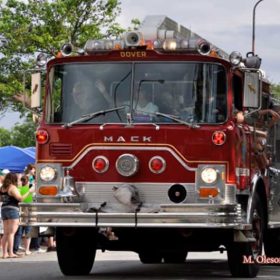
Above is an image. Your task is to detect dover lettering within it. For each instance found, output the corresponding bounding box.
[104,136,152,143]
[120,51,147,58]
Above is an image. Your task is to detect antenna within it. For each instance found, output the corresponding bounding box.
[252,0,264,54]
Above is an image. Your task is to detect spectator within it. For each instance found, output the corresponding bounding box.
[0,173,34,258]
[0,171,4,245]
[24,164,45,253]
[13,175,33,255]
[25,164,35,187]
[0,170,4,187]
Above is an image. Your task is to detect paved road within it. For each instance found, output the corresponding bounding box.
[0,250,279,279]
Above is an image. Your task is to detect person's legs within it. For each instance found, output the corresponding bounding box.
[23,226,32,254]
[47,236,56,251]
[24,237,32,254]
[30,237,40,250]
[14,226,23,253]
[1,220,9,258]
[30,227,41,251]
[6,218,19,257]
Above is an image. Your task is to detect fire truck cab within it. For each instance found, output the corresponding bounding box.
[21,16,280,277]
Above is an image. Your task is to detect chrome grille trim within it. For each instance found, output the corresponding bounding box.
[68,145,197,171]
[78,182,197,205]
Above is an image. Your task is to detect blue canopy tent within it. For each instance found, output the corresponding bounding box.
[23,147,36,158]
[0,146,35,173]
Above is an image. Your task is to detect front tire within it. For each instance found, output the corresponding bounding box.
[264,228,280,259]
[56,227,97,276]
[227,194,264,278]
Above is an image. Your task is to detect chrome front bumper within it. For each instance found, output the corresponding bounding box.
[20,202,250,230]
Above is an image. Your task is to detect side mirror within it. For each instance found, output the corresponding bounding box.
[243,71,261,109]
[31,72,41,108]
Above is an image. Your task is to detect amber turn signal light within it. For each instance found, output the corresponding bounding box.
[38,186,58,196]
[199,187,219,198]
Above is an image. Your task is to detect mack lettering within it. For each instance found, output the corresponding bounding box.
[104,136,152,143]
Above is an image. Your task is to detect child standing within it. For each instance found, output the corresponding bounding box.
[13,175,33,255]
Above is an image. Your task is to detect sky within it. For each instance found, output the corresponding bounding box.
[117,0,280,83]
[0,0,279,129]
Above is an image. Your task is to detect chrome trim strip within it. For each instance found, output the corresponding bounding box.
[268,222,280,229]
[20,202,246,229]
[19,222,249,229]
[68,146,197,171]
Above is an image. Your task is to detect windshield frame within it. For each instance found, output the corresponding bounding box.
[46,61,228,126]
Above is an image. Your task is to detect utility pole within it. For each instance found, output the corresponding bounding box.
[252,0,264,54]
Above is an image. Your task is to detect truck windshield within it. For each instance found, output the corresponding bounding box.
[47,62,227,125]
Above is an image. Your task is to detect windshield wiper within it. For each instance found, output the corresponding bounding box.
[155,112,200,128]
[63,106,126,128]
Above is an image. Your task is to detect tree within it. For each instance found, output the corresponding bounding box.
[0,127,12,146]
[0,117,36,147]
[0,0,124,112]
[10,120,37,148]
[271,83,280,102]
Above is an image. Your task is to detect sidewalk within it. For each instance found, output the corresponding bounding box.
[0,247,57,262]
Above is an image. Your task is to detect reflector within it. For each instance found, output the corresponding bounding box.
[149,156,166,174]
[212,131,226,145]
[92,156,109,173]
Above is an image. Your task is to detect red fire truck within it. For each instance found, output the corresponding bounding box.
[21,16,280,277]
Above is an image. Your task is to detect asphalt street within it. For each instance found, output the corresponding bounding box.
[0,250,279,280]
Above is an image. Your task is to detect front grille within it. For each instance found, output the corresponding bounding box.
[77,182,196,205]
[50,143,72,156]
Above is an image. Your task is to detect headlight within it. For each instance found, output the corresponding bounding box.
[201,167,218,184]
[229,51,242,66]
[40,166,56,182]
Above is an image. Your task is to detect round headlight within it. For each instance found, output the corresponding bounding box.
[229,51,242,66]
[40,166,56,182]
[201,167,218,184]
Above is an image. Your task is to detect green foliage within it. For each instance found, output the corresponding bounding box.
[0,127,12,146]
[129,18,141,31]
[0,116,36,147]
[0,0,123,111]
[271,83,280,102]
[11,121,36,147]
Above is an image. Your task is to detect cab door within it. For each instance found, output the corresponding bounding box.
[268,122,280,226]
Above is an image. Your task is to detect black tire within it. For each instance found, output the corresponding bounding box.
[56,227,97,276]
[264,228,280,258]
[227,193,264,278]
[163,252,188,263]
[139,252,162,264]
